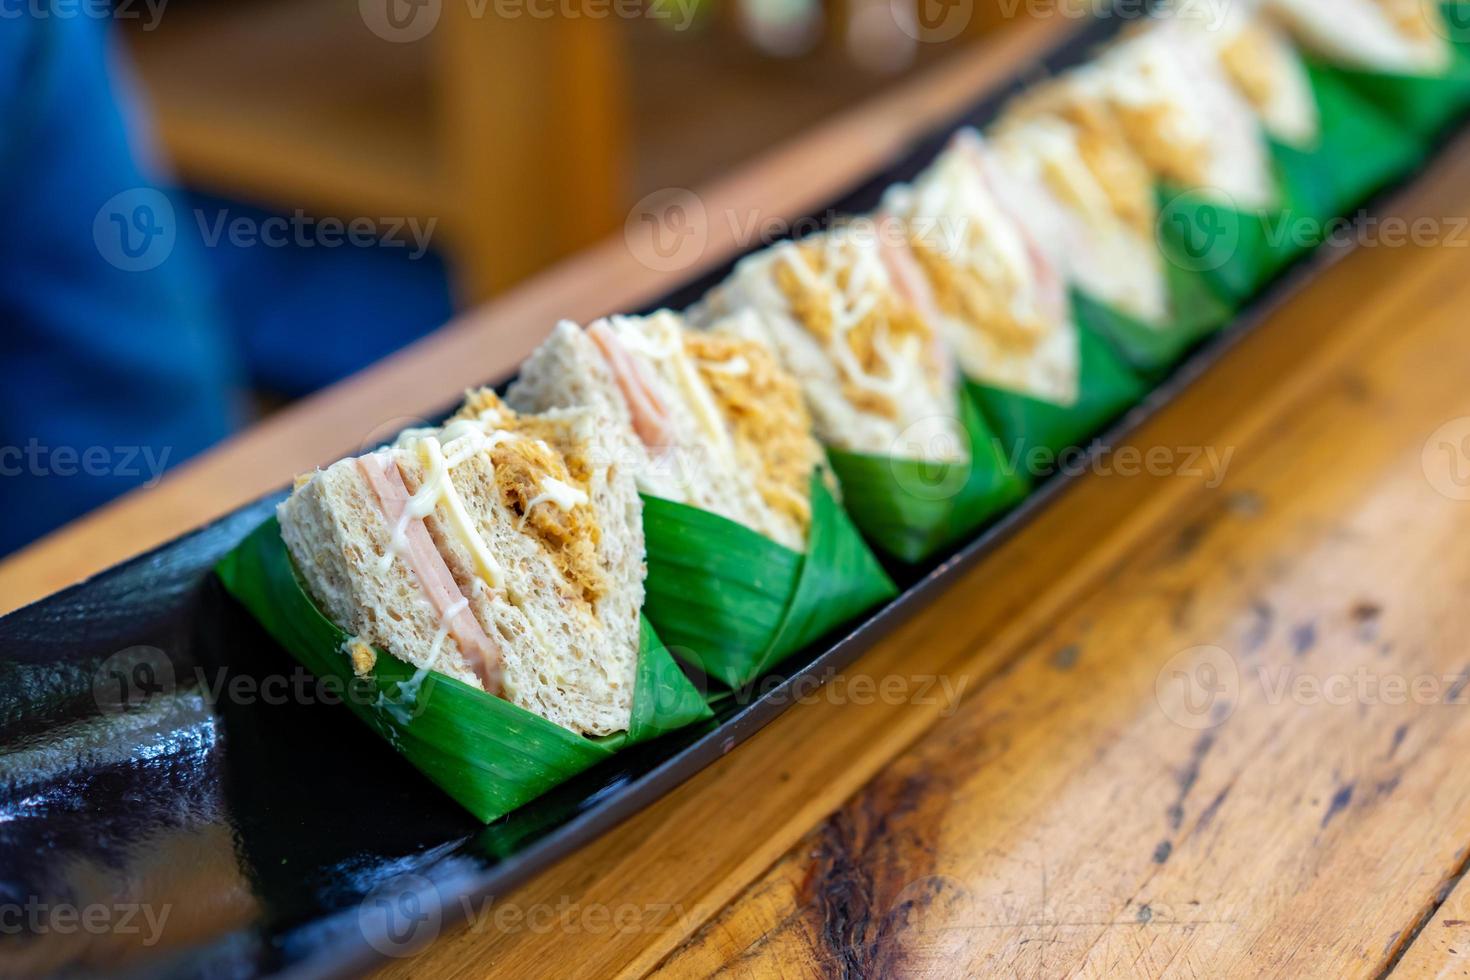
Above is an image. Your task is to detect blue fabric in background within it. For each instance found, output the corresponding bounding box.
[186,191,453,398]
[0,17,453,559]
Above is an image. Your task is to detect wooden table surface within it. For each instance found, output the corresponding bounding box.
[7,15,1470,980]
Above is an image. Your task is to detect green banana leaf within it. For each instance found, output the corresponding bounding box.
[1275,62,1425,224]
[1161,31,1464,309]
[214,517,712,823]
[1325,3,1470,141]
[642,473,896,689]
[1074,52,1437,377]
[1071,257,1233,379]
[966,319,1147,467]
[1155,132,1329,308]
[826,384,1029,564]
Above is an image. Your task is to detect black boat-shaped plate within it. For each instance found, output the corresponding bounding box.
[1,11,1462,978]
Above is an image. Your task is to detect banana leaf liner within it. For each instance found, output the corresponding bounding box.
[826,384,1030,564]
[1155,135,1327,307]
[1070,255,1233,379]
[1024,29,1444,381]
[1324,3,1470,141]
[1274,62,1425,224]
[966,318,1147,467]
[215,517,713,823]
[1164,43,1458,308]
[642,473,897,689]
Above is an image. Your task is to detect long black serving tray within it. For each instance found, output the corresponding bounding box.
[2,10,1465,978]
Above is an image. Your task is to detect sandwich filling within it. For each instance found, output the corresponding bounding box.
[449,391,605,607]
[1211,9,1320,146]
[1077,24,1277,209]
[685,328,822,538]
[1265,0,1452,75]
[1007,87,1158,240]
[281,388,641,735]
[356,450,504,693]
[989,101,1168,325]
[772,234,950,430]
[698,227,965,462]
[572,311,819,550]
[887,130,1079,404]
[346,395,606,693]
[585,321,675,451]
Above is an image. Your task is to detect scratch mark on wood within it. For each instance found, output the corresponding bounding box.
[799,765,953,979]
[1050,644,1080,672]
[1225,490,1264,518]
[1242,600,1275,654]
[1448,666,1470,703]
[1350,600,1382,641]
[1321,782,1355,829]
[1340,373,1372,402]
[1196,783,1233,833]
[1387,723,1409,760]
[1444,919,1467,927]
[1374,775,1401,799]
[1167,733,1217,831]
[1290,621,1318,657]
[1171,520,1208,561]
[1169,587,1196,630]
[806,815,879,979]
[1377,835,1470,976]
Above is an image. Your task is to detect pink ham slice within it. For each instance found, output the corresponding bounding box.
[873,213,942,327]
[873,212,955,383]
[951,130,1069,327]
[586,319,677,451]
[357,451,504,697]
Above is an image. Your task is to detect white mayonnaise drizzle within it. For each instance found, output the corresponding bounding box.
[913,148,1039,324]
[377,419,513,593]
[518,476,591,529]
[612,312,738,471]
[698,354,750,376]
[778,240,915,403]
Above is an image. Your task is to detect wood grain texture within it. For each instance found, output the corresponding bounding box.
[371,135,1470,980]
[1395,875,1470,978]
[437,0,632,299]
[10,14,1470,979]
[646,153,1470,978]
[0,14,1070,617]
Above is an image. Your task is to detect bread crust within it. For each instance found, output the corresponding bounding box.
[278,402,644,737]
[510,317,817,551]
[700,234,966,463]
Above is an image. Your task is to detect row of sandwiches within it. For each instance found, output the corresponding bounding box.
[279,0,1465,739]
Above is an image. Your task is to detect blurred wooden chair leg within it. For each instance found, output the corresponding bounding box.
[438,6,631,302]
